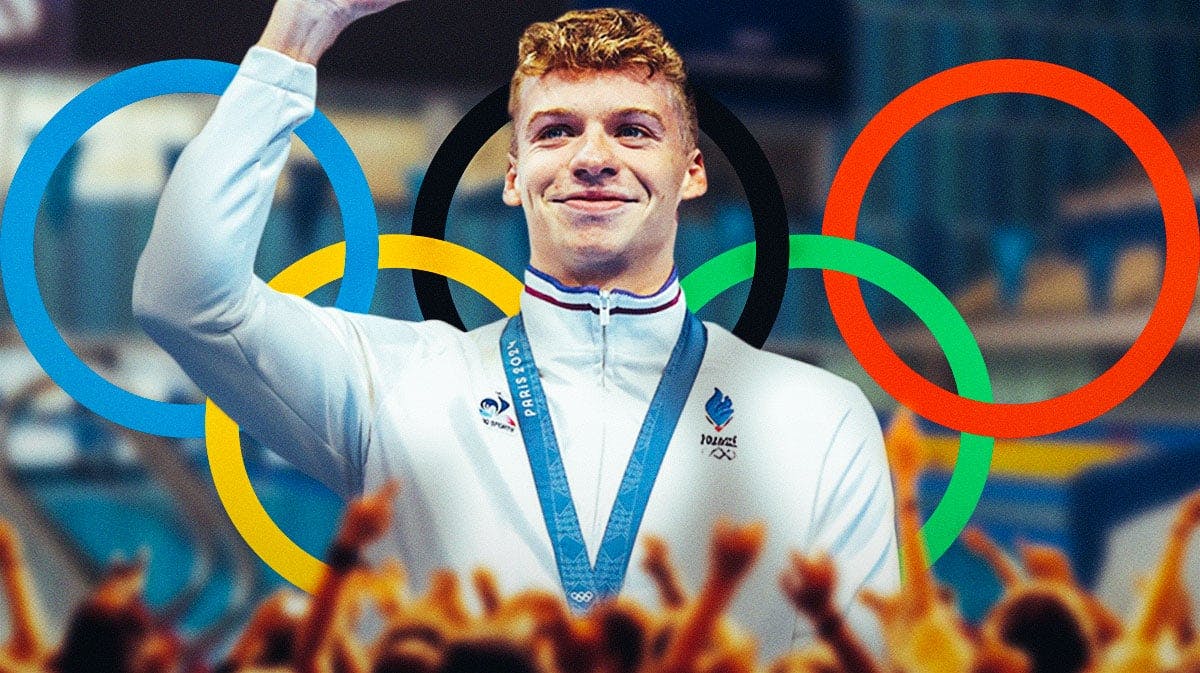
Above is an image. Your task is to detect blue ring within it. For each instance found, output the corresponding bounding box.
[0,59,379,438]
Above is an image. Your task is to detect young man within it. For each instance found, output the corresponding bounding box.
[132,0,898,657]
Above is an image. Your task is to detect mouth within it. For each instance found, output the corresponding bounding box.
[551,193,638,213]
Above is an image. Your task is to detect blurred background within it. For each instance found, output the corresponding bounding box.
[0,0,1198,658]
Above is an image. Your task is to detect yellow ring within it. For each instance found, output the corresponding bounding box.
[205,234,522,591]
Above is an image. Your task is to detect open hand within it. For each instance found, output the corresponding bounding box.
[337,480,399,548]
[779,551,836,616]
[260,0,413,64]
[710,519,766,585]
[311,0,410,27]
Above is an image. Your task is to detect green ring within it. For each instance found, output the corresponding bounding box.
[681,234,994,563]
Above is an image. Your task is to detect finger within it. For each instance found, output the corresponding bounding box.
[472,567,502,618]
[858,589,896,618]
[371,479,401,505]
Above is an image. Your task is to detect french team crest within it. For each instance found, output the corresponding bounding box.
[704,388,734,431]
[700,388,738,460]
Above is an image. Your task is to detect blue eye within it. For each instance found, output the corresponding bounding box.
[617,126,649,138]
[537,125,572,140]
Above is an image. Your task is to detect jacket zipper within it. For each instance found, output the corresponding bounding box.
[594,289,614,546]
[598,289,613,389]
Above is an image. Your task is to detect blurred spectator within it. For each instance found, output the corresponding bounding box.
[1,416,1199,673]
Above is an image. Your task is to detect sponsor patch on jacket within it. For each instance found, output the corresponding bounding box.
[479,392,517,433]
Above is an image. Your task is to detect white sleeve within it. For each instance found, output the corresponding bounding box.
[803,388,900,652]
[132,46,409,499]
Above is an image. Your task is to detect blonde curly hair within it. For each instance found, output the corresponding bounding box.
[509,8,698,148]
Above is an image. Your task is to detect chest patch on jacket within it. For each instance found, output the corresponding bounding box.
[701,388,737,459]
[478,392,517,433]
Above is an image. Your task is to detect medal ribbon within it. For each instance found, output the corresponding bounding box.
[501,310,706,612]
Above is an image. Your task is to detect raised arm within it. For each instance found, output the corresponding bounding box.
[859,408,976,673]
[885,408,934,612]
[780,551,883,673]
[658,519,765,673]
[0,520,46,664]
[641,534,688,611]
[962,527,1024,589]
[1128,489,1200,644]
[295,481,398,673]
[132,0,409,498]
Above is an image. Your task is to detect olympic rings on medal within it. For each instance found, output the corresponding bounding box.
[206,234,521,591]
[0,59,380,438]
[409,85,790,349]
[569,591,595,604]
[683,234,992,563]
[822,59,1200,439]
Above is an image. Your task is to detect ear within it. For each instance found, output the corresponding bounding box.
[680,148,707,201]
[502,153,522,206]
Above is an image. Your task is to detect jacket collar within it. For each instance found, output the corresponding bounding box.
[522,265,682,315]
[518,266,688,390]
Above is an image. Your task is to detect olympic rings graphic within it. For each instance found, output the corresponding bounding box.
[3,56,1197,589]
[409,85,789,348]
[0,60,380,438]
[823,59,1200,438]
[209,233,989,589]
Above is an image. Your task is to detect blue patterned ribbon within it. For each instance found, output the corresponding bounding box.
[500,311,706,612]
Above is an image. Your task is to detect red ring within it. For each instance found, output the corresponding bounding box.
[822,59,1199,438]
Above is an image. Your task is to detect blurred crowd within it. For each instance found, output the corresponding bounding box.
[0,411,1196,673]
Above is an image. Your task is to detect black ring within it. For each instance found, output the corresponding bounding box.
[411,84,788,348]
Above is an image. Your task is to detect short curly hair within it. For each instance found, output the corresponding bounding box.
[509,8,697,148]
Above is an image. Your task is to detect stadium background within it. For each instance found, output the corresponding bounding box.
[0,0,1197,655]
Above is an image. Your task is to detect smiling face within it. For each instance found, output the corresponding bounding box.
[503,68,707,293]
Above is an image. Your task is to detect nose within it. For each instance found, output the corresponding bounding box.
[569,127,618,182]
